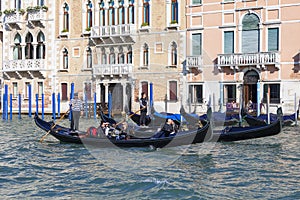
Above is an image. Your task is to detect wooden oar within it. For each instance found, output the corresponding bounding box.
[40,109,70,143]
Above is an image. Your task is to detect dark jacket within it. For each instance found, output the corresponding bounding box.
[139,98,147,113]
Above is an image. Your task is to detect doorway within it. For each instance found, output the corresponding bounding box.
[243,70,259,108]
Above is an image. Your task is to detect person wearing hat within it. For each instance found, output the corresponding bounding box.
[69,92,83,131]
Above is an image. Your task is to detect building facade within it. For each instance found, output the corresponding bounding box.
[184,0,300,114]
[1,0,300,115]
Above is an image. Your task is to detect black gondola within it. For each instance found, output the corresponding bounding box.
[210,107,283,142]
[34,114,211,148]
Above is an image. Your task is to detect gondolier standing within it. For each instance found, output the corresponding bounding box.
[139,92,148,126]
[70,92,83,131]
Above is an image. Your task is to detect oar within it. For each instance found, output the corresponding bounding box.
[115,107,146,126]
[40,109,70,143]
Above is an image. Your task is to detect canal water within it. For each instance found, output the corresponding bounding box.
[0,116,299,199]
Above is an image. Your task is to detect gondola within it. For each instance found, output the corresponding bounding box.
[34,114,211,148]
[210,107,283,142]
[242,109,297,127]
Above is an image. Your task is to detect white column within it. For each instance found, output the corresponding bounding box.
[104,83,109,103]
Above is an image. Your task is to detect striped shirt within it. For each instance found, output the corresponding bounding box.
[70,98,83,112]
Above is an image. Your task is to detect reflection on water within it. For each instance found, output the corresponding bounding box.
[0,116,299,199]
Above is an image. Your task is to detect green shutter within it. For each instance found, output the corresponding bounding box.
[192,33,202,56]
[224,31,234,54]
[242,30,259,53]
[268,28,279,51]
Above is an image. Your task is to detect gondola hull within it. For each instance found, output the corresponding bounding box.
[34,115,210,148]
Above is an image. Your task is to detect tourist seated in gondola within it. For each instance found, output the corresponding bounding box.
[152,118,178,138]
[96,121,110,138]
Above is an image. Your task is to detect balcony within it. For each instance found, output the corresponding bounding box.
[4,13,22,24]
[217,52,280,70]
[93,64,133,77]
[27,9,47,21]
[186,56,202,71]
[91,24,136,37]
[3,59,46,79]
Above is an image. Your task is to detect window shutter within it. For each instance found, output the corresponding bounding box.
[192,33,202,56]
[224,31,234,54]
[242,30,259,53]
[268,28,279,51]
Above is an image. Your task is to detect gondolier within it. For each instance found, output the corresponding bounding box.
[70,92,83,131]
[139,92,148,126]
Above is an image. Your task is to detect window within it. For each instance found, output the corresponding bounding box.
[61,83,68,101]
[109,47,115,64]
[37,0,44,6]
[189,84,203,103]
[224,31,234,54]
[15,0,21,9]
[143,43,149,66]
[118,0,125,24]
[171,0,178,23]
[86,47,92,68]
[13,34,22,60]
[118,47,125,64]
[13,82,18,98]
[268,28,279,51]
[25,82,30,98]
[224,84,236,103]
[25,33,34,59]
[101,48,107,64]
[108,0,115,25]
[192,0,202,5]
[86,1,93,30]
[127,46,133,64]
[62,48,68,69]
[192,33,202,55]
[37,32,45,59]
[170,42,177,66]
[242,13,260,53]
[263,84,280,104]
[169,81,177,101]
[63,3,69,32]
[99,1,105,26]
[128,0,134,24]
[37,82,43,98]
[84,82,92,101]
[143,0,150,25]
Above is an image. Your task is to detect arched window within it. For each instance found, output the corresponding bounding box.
[143,43,149,66]
[37,32,45,59]
[63,3,69,32]
[25,33,34,59]
[101,47,107,64]
[143,0,150,25]
[109,47,115,64]
[118,47,124,64]
[86,47,92,68]
[86,0,93,30]
[170,42,177,66]
[118,0,125,24]
[62,48,68,69]
[108,0,115,25]
[171,0,178,23]
[13,33,22,60]
[127,46,132,64]
[99,1,105,26]
[242,13,260,53]
[128,0,134,24]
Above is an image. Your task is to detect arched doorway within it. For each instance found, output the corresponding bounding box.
[243,70,259,107]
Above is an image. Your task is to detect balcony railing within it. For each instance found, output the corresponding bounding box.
[4,13,22,24]
[93,64,133,76]
[91,24,136,37]
[186,56,202,70]
[3,59,45,72]
[28,9,47,21]
[218,52,280,69]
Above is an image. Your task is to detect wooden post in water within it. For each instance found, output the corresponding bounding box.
[294,93,297,126]
[267,95,270,124]
[57,93,61,118]
[42,93,44,120]
[10,94,12,120]
[36,94,39,115]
